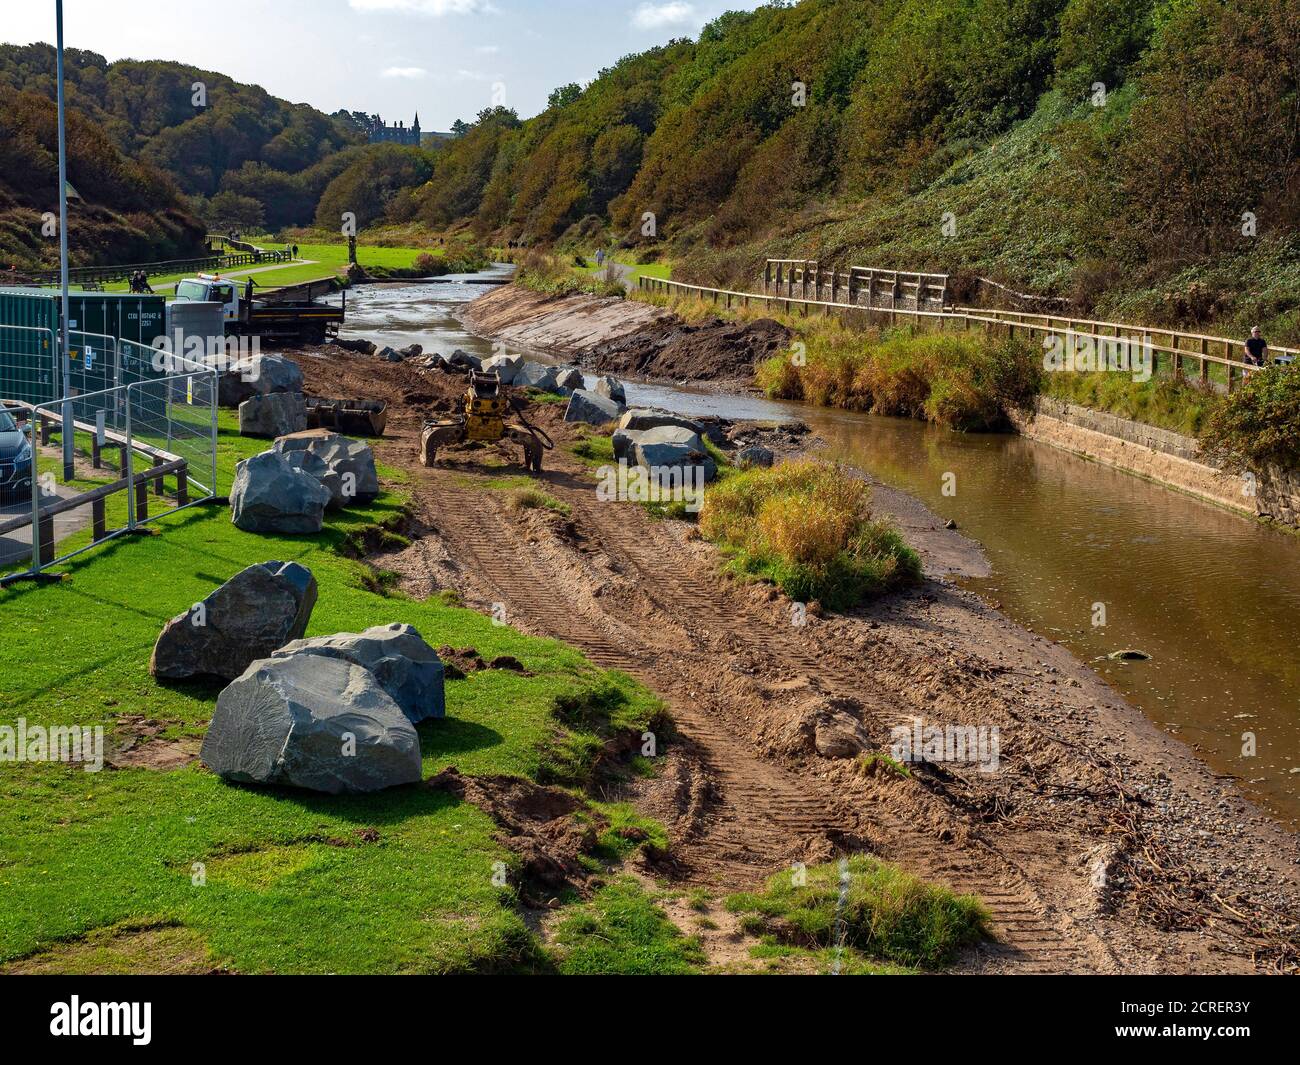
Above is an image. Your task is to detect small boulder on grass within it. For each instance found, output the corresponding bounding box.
[149,561,317,681]
[516,361,559,391]
[619,408,702,435]
[272,623,445,723]
[230,449,331,534]
[633,425,717,482]
[239,392,307,438]
[275,431,379,508]
[201,655,422,795]
[736,445,775,469]
[218,354,304,408]
[565,389,624,426]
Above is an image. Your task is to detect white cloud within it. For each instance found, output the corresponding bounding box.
[631,2,697,30]
[476,44,501,54]
[350,0,494,15]
[381,66,429,78]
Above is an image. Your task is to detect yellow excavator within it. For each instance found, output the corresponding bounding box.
[420,370,553,472]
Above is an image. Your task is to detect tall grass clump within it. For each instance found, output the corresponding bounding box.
[699,460,920,609]
[756,321,1042,431]
[726,856,989,971]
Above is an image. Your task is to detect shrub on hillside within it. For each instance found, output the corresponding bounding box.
[699,460,920,609]
[1199,366,1300,471]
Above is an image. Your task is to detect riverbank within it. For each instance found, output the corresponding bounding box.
[1017,397,1300,528]
[303,292,1300,973]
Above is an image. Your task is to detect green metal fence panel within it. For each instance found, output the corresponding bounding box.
[0,290,166,407]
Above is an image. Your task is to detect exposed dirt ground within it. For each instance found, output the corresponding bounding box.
[464,283,793,385]
[292,343,1300,975]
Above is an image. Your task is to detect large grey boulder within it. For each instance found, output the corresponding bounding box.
[219,354,304,408]
[335,338,376,357]
[515,361,559,391]
[564,389,623,426]
[482,353,523,384]
[554,367,585,393]
[272,623,445,723]
[633,425,717,482]
[230,449,331,534]
[239,391,307,438]
[201,655,422,795]
[612,428,644,461]
[447,349,482,372]
[377,346,404,363]
[280,448,343,507]
[150,561,317,681]
[618,408,702,435]
[594,375,626,405]
[275,431,379,508]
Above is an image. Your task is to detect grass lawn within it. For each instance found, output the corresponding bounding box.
[0,412,670,974]
[101,243,431,296]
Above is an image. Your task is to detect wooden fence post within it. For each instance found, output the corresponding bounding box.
[92,497,107,542]
[135,477,149,522]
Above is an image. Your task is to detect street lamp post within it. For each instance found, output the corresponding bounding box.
[56,0,73,481]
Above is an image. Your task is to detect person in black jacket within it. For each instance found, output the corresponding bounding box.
[1244,326,1269,367]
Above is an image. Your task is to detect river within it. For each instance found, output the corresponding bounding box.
[343,276,1300,825]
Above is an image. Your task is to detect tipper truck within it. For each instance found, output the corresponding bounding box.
[172,275,345,345]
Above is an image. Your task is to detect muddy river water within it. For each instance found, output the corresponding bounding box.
[344,275,1300,825]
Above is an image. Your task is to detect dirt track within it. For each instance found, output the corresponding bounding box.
[293,344,1300,974]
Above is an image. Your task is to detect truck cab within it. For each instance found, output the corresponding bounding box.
[174,275,242,322]
[170,273,343,345]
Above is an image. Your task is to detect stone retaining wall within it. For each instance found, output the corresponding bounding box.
[1013,398,1299,527]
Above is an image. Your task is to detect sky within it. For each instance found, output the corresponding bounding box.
[3,0,770,131]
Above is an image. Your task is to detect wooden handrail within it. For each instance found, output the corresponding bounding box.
[640,275,1270,383]
[0,458,186,537]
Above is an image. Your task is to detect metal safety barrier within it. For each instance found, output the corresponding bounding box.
[0,347,218,582]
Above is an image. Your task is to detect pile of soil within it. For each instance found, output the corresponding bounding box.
[581,317,793,384]
[427,767,600,903]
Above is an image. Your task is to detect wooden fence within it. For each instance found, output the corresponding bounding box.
[10,249,290,288]
[765,259,949,313]
[641,271,1298,393]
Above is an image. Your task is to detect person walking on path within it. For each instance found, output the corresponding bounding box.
[1244,326,1269,367]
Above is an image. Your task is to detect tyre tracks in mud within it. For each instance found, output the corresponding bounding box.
[410,462,1117,974]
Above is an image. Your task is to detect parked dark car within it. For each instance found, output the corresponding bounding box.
[0,409,34,504]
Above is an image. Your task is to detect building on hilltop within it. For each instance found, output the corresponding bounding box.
[367,113,422,146]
